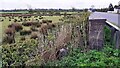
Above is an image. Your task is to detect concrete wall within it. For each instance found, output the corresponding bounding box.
[89,19,106,50]
[118,14,120,27]
[89,18,120,50]
[114,30,120,49]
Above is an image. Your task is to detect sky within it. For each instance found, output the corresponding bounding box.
[0,0,119,10]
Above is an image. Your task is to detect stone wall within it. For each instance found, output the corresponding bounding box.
[89,19,106,50]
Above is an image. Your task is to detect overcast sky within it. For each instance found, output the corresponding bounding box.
[0,0,119,10]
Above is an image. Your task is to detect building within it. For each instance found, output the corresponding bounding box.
[114,6,120,13]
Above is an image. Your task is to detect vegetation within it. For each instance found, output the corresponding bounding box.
[45,26,120,67]
[104,26,112,45]
[0,46,2,68]
[0,11,29,14]
[46,46,120,67]
[0,22,2,39]
[0,10,119,67]
[2,39,38,66]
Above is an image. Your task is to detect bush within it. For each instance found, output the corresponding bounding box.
[1,19,4,21]
[36,19,38,21]
[28,16,31,18]
[13,23,23,32]
[28,19,31,21]
[18,20,21,22]
[39,17,43,19]
[2,39,38,66]
[4,27,16,44]
[30,26,38,31]
[2,35,15,44]
[9,19,11,21]
[20,36,26,41]
[36,24,41,27]
[42,20,48,23]
[47,20,52,23]
[104,26,112,45]
[5,28,15,35]
[22,22,32,26]
[42,20,53,23]
[31,22,39,27]
[14,19,17,22]
[8,24,13,28]
[20,19,23,21]
[48,23,56,29]
[30,32,38,39]
[23,16,27,18]
[8,23,23,32]
[22,22,39,27]
[20,30,32,35]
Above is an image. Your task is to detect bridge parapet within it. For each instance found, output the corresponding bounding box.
[106,21,120,49]
[89,18,106,50]
[89,18,120,50]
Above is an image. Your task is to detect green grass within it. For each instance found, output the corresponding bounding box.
[0,46,2,68]
[0,12,69,67]
[0,12,88,39]
[42,16,63,23]
[1,12,92,66]
[60,12,78,14]
[2,17,12,37]
[0,15,63,41]
[0,22,2,40]
[0,21,2,67]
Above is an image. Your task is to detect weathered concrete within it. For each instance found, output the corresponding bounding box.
[89,19,106,50]
[114,31,120,49]
[118,14,120,27]
[89,12,120,49]
[106,21,120,49]
[110,27,116,44]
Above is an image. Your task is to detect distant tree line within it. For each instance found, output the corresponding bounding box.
[0,9,28,12]
[1,3,118,13]
[0,8,84,13]
[95,3,117,12]
[95,8,109,12]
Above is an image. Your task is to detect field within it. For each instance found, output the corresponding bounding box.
[0,11,89,66]
[0,22,2,40]
[0,11,29,14]
[0,11,120,67]
[0,15,63,38]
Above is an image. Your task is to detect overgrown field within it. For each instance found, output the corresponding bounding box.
[0,22,2,40]
[0,11,120,67]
